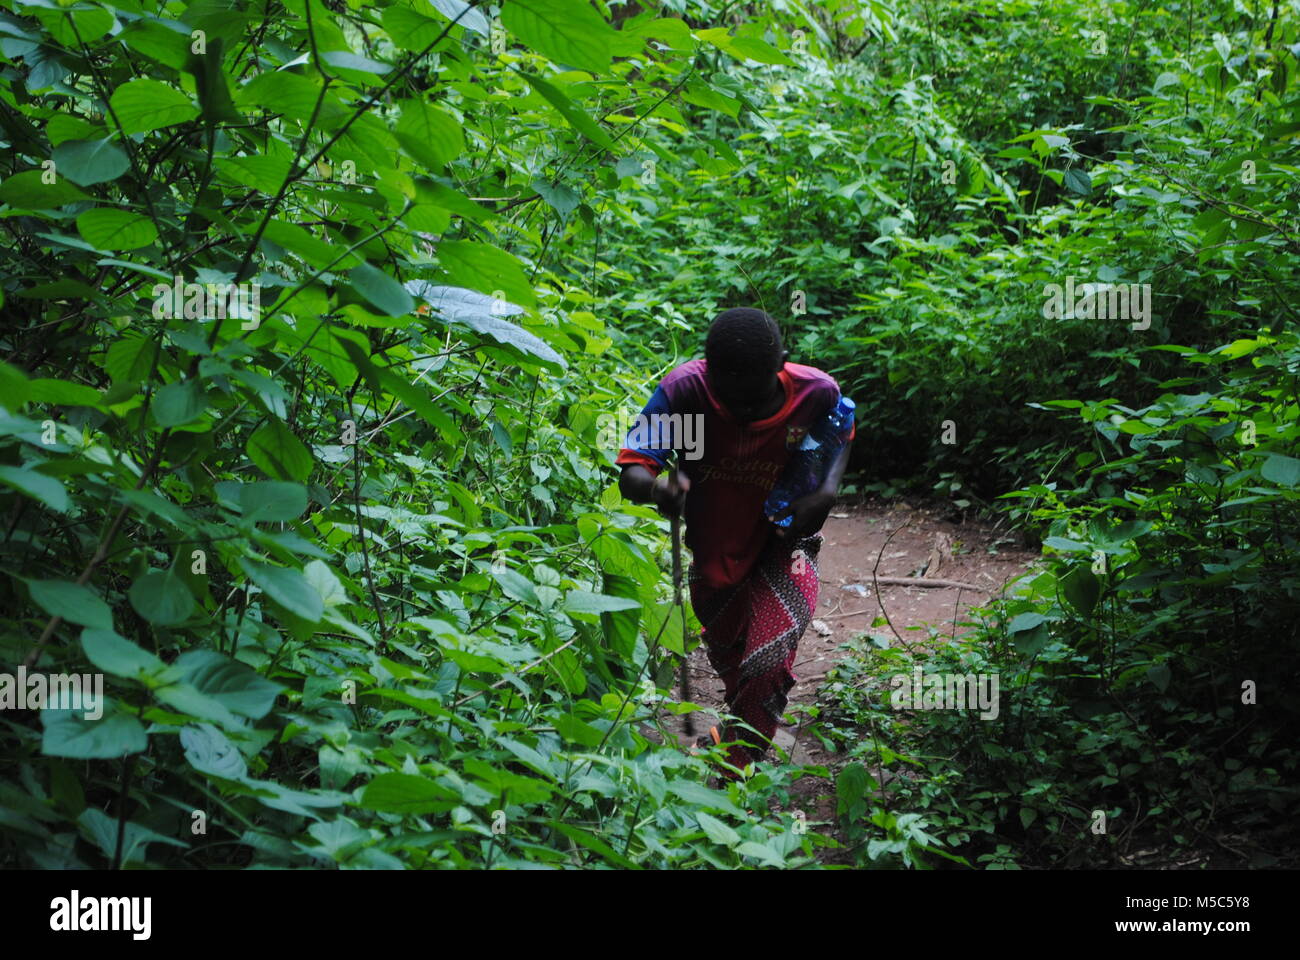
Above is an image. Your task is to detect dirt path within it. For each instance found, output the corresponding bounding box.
[665,497,1039,856]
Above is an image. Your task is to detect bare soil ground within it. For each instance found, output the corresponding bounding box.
[653,496,1040,861]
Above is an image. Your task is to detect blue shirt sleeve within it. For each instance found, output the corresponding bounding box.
[617,385,675,470]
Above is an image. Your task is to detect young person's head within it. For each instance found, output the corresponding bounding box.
[704,307,789,423]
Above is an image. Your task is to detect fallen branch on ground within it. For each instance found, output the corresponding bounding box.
[873,576,984,590]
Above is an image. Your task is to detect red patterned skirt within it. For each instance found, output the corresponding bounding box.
[689,535,822,771]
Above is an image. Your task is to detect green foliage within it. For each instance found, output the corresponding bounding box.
[1,0,1297,870]
[814,327,1300,867]
[0,0,847,869]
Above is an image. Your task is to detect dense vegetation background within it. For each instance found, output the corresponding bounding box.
[1,0,1297,869]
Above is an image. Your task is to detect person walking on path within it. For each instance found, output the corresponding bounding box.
[617,307,854,776]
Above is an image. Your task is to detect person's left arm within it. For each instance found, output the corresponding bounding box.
[771,436,852,541]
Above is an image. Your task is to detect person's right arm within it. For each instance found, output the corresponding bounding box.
[615,379,692,516]
[619,463,691,517]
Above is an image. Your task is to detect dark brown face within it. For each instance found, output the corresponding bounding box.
[706,354,786,423]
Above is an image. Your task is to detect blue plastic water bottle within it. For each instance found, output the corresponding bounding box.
[765,396,856,527]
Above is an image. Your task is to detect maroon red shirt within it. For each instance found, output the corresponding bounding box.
[617,359,853,589]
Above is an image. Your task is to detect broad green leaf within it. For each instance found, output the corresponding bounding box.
[240,481,307,522]
[532,178,580,219]
[28,378,103,407]
[358,773,458,814]
[185,34,241,126]
[117,489,190,530]
[303,559,347,608]
[174,652,282,719]
[425,0,490,36]
[600,573,641,659]
[614,154,647,178]
[1117,419,1158,435]
[109,78,199,134]
[128,569,197,626]
[307,818,376,860]
[461,757,553,803]
[46,115,102,146]
[496,737,559,780]
[154,681,241,726]
[1153,71,1182,91]
[0,170,90,208]
[736,839,785,866]
[1212,32,1231,64]
[77,807,188,864]
[0,465,69,513]
[1146,662,1172,693]
[644,601,686,654]
[233,778,349,819]
[119,19,191,69]
[1013,624,1051,656]
[382,6,455,50]
[42,702,148,759]
[21,276,104,301]
[1218,338,1269,360]
[239,558,324,622]
[38,6,114,45]
[75,209,158,251]
[1063,168,1092,195]
[1007,612,1049,633]
[262,220,358,269]
[82,627,166,678]
[29,581,113,630]
[836,763,870,808]
[1261,454,1300,487]
[696,811,741,847]
[520,72,616,151]
[626,17,696,50]
[501,0,614,73]
[395,99,465,168]
[414,179,494,222]
[235,71,347,128]
[681,80,741,118]
[491,420,512,458]
[51,138,129,186]
[0,361,31,408]
[348,263,415,317]
[1061,566,1101,617]
[444,646,509,673]
[563,589,641,615]
[216,153,294,196]
[405,283,562,366]
[431,242,537,309]
[548,645,586,696]
[247,417,313,482]
[334,337,462,442]
[1109,520,1155,542]
[180,723,248,779]
[546,820,639,869]
[320,50,390,76]
[492,568,540,606]
[152,379,205,427]
[729,35,795,65]
[406,195,453,234]
[666,780,747,817]
[103,335,159,383]
[695,28,794,66]
[553,712,604,747]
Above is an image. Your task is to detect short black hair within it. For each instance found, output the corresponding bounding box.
[705,307,783,371]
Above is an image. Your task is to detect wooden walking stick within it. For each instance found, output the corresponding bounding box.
[669,453,695,740]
